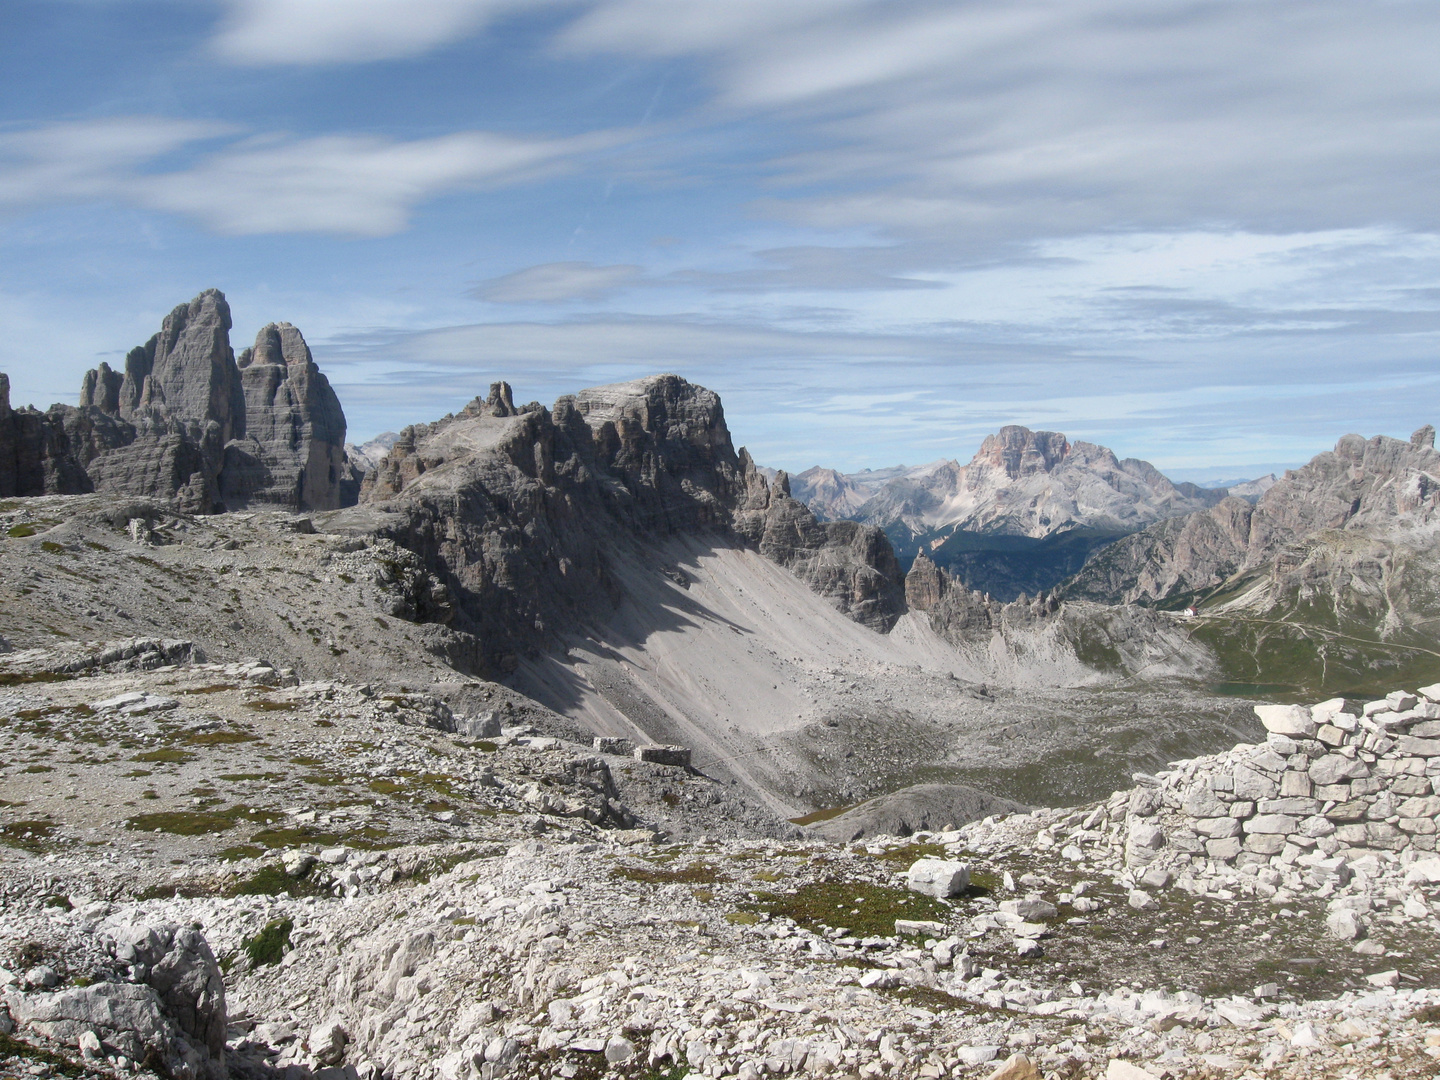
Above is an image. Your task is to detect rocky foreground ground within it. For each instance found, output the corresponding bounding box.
[4,642,1440,1080]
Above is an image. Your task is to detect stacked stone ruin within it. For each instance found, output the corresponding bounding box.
[1112,686,1440,892]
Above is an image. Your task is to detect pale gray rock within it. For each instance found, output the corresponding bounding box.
[1254,704,1317,738]
[906,858,971,897]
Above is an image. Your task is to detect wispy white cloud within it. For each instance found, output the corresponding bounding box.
[0,117,236,205]
[470,261,644,303]
[213,0,558,65]
[0,119,622,236]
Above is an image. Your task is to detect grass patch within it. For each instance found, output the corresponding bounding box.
[0,821,57,852]
[40,541,65,553]
[186,685,237,695]
[0,672,73,687]
[21,764,53,773]
[789,805,853,826]
[218,772,269,782]
[614,861,728,885]
[125,805,280,835]
[226,865,326,898]
[6,524,37,538]
[131,748,194,764]
[242,917,293,967]
[248,826,342,849]
[872,842,949,865]
[725,911,761,926]
[217,844,267,861]
[745,879,953,939]
[247,699,297,712]
[185,729,259,745]
[0,1032,84,1077]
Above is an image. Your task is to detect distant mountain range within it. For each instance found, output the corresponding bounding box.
[787,426,1276,600]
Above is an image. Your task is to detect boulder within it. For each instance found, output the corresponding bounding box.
[906,859,971,898]
[1254,704,1318,738]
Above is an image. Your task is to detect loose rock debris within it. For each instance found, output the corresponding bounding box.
[5,658,1440,1080]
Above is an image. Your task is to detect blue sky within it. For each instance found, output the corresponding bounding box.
[4,1,1440,480]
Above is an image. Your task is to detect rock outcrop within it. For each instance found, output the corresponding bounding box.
[3,919,225,1080]
[220,322,349,510]
[1,290,349,512]
[1061,426,1440,609]
[354,375,906,675]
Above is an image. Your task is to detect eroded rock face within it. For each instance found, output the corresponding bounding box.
[357,375,907,673]
[220,322,348,511]
[2,290,350,512]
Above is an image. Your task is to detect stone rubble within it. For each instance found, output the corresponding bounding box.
[4,680,1440,1079]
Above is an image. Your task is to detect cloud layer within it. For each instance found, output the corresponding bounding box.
[0,120,618,236]
[1,1,1437,476]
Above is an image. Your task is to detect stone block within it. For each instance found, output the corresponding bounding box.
[1391,775,1433,797]
[906,859,970,898]
[592,736,632,755]
[1279,770,1313,798]
[1183,787,1227,818]
[1300,815,1336,838]
[895,918,948,937]
[1193,816,1242,839]
[1258,797,1319,816]
[1244,833,1287,854]
[1334,824,1369,844]
[456,711,502,738]
[1254,704,1317,737]
[1316,724,1346,747]
[1326,800,1369,823]
[1206,837,1242,860]
[1232,766,1278,800]
[1309,754,1370,786]
[1398,817,1437,835]
[1397,736,1440,757]
[1398,795,1440,817]
[998,897,1057,920]
[635,745,691,767]
[1244,814,1300,835]
[1315,783,1350,802]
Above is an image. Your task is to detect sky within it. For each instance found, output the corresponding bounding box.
[4,2,1440,480]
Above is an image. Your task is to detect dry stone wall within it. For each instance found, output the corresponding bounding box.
[1141,688,1440,870]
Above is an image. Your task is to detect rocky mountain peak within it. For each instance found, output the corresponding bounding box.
[121,288,244,444]
[974,425,1070,479]
[1,289,350,512]
[1413,424,1436,450]
[484,381,518,417]
[240,321,313,369]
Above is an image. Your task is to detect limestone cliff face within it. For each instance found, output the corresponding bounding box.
[2,290,349,512]
[354,375,906,674]
[220,322,348,511]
